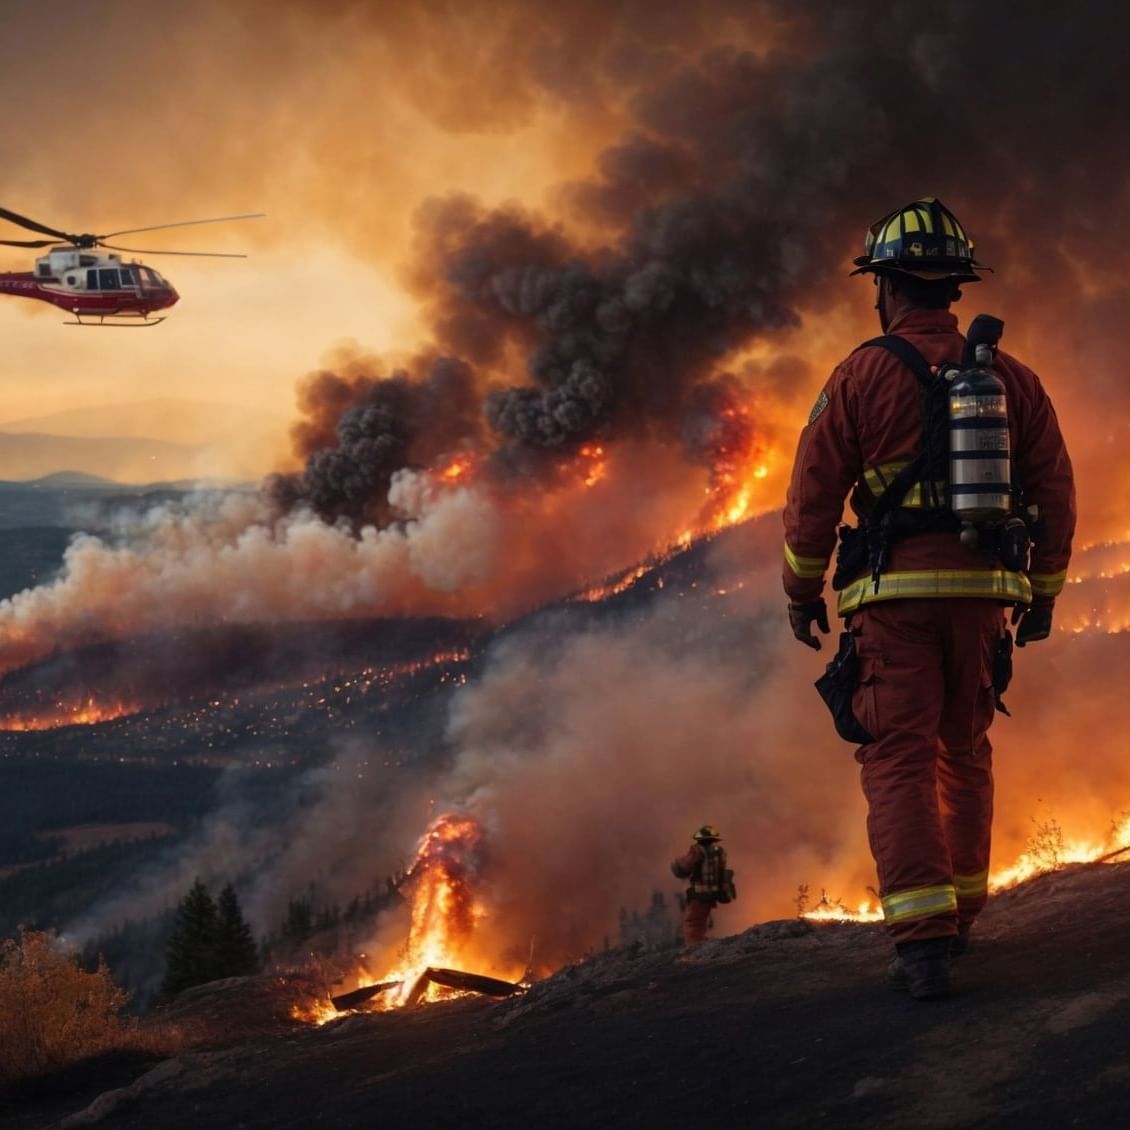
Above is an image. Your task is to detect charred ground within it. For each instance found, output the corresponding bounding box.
[4,861,1129,1130]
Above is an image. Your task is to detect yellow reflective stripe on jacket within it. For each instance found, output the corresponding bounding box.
[953,869,989,899]
[784,542,827,580]
[837,569,1032,614]
[862,462,947,509]
[1029,569,1068,597]
[881,884,957,924]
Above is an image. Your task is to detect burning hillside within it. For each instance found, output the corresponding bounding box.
[2,5,1130,673]
[0,618,478,731]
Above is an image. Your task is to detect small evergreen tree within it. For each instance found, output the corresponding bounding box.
[281,897,313,946]
[214,883,260,978]
[161,878,219,997]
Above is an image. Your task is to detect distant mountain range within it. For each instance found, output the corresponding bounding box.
[0,431,203,484]
[0,398,282,445]
[0,398,290,482]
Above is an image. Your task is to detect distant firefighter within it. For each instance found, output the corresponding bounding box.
[670,825,736,944]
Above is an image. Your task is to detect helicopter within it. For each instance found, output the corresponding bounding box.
[0,206,263,326]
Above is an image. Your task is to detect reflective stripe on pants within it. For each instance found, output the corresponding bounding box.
[850,599,1002,943]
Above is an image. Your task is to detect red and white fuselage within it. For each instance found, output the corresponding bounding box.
[0,247,178,321]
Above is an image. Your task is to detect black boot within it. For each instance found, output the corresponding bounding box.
[888,937,952,1000]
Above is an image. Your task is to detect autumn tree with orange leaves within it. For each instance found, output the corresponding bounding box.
[0,929,134,1087]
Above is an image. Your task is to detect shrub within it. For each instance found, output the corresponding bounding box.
[0,929,137,1088]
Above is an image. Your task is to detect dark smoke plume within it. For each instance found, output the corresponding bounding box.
[269,355,481,524]
[270,0,1130,531]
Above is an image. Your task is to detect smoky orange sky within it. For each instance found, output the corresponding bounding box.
[0,0,1122,525]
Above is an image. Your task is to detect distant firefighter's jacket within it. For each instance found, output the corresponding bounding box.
[671,842,728,902]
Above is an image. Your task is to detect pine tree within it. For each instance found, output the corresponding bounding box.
[281,897,313,946]
[161,878,219,998]
[214,883,260,978]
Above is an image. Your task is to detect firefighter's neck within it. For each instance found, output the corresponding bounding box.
[876,277,932,332]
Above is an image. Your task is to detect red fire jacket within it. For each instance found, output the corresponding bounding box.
[783,307,1076,615]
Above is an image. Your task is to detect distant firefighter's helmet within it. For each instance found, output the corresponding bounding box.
[851,197,987,282]
[693,824,722,842]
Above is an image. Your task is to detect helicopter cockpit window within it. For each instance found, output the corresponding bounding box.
[140,266,164,288]
[119,268,136,287]
[36,263,53,279]
[86,270,98,289]
[98,268,121,290]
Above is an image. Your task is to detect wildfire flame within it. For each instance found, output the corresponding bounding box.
[803,812,1130,924]
[380,813,487,1008]
[0,696,140,731]
[290,997,340,1026]
[295,812,526,1023]
[437,453,477,484]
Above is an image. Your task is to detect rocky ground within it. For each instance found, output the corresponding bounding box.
[3,860,1128,1130]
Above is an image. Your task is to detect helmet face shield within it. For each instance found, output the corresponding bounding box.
[851,197,988,282]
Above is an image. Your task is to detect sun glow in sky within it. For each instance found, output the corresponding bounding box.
[0,0,615,479]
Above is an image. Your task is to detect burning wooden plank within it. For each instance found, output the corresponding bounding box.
[330,980,402,1011]
[402,966,522,1006]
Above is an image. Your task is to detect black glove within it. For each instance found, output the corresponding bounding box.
[788,599,830,650]
[1011,602,1053,647]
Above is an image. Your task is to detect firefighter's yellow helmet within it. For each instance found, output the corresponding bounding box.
[850,197,988,283]
[694,824,721,842]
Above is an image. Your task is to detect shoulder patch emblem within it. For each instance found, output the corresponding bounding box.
[807,390,829,426]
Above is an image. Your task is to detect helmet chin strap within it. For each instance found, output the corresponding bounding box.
[875,275,892,331]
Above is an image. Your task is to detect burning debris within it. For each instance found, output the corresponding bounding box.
[293,813,528,1024]
[330,968,521,1014]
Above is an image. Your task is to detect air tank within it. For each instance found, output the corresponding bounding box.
[947,343,1011,547]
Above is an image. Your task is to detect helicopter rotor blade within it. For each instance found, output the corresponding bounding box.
[98,213,265,239]
[0,238,64,248]
[99,243,249,258]
[0,206,74,242]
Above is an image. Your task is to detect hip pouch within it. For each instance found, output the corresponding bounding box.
[815,632,875,744]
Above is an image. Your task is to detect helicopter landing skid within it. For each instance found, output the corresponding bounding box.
[64,312,166,327]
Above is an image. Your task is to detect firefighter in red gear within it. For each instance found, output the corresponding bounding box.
[670,825,733,944]
[783,198,1076,999]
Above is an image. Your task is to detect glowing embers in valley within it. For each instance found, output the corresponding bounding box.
[0,695,140,731]
[0,646,472,734]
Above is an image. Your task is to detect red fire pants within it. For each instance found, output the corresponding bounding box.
[850,598,1004,944]
[682,897,714,944]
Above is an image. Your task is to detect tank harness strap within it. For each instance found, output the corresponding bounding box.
[853,336,943,591]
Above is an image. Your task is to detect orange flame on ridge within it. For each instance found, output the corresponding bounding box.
[804,813,1130,924]
[0,696,140,731]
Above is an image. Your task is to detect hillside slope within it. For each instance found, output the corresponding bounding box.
[8,861,1129,1130]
